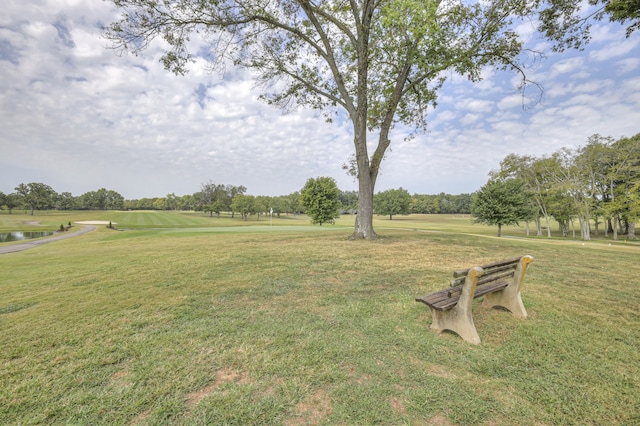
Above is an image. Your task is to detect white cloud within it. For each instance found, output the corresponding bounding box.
[590,42,638,61]
[622,76,640,92]
[572,79,615,94]
[549,57,584,76]
[455,98,494,113]
[1,3,639,199]
[497,94,525,110]
[616,57,640,74]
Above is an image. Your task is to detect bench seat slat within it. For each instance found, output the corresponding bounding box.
[475,280,508,297]
[416,280,509,311]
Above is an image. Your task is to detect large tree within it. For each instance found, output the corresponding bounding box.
[471,178,536,237]
[604,133,640,239]
[14,183,57,215]
[299,176,342,225]
[374,187,411,220]
[231,194,257,220]
[197,181,247,216]
[338,190,359,213]
[492,155,558,237]
[106,0,594,239]
[56,192,77,211]
[79,188,125,210]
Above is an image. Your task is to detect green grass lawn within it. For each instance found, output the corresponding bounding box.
[1,211,639,424]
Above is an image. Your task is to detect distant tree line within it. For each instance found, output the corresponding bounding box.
[408,193,472,215]
[0,184,126,215]
[488,132,640,241]
[1,180,473,218]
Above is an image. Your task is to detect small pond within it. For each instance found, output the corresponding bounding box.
[0,231,54,243]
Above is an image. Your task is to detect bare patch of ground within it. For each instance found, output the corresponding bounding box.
[111,368,130,384]
[390,396,407,416]
[427,364,456,379]
[428,414,454,425]
[129,408,151,426]
[285,389,332,426]
[184,368,250,416]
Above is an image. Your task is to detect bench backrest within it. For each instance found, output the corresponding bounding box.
[450,257,522,288]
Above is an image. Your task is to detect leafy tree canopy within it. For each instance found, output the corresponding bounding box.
[231,194,256,220]
[14,182,57,215]
[374,187,411,220]
[470,178,536,237]
[299,176,342,225]
[104,0,602,239]
[82,189,125,210]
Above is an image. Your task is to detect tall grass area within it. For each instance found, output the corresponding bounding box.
[1,212,639,424]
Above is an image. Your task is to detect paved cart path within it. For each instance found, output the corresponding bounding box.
[0,225,96,254]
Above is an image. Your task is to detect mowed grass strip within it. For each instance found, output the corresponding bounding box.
[1,215,639,424]
[0,210,333,231]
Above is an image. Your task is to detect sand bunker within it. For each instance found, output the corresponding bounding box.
[75,221,116,225]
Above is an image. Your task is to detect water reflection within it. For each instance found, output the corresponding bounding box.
[0,231,54,242]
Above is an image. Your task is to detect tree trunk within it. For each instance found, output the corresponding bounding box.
[497,223,502,237]
[613,217,619,240]
[579,217,591,241]
[628,221,637,239]
[351,83,379,239]
[545,215,551,238]
[353,173,377,239]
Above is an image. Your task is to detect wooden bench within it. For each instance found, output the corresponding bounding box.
[415,255,534,344]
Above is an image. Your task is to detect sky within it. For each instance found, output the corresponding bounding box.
[1,1,639,200]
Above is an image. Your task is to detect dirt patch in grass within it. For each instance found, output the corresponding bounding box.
[184,368,250,416]
[408,356,457,380]
[390,396,407,416]
[113,370,128,379]
[427,364,456,380]
[111,368,131,387]
[428,414,454,425]
[129,408,151,426]
[286,389,332,426]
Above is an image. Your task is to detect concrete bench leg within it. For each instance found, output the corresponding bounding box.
[482,255,534,318]
[429,267,483,345]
